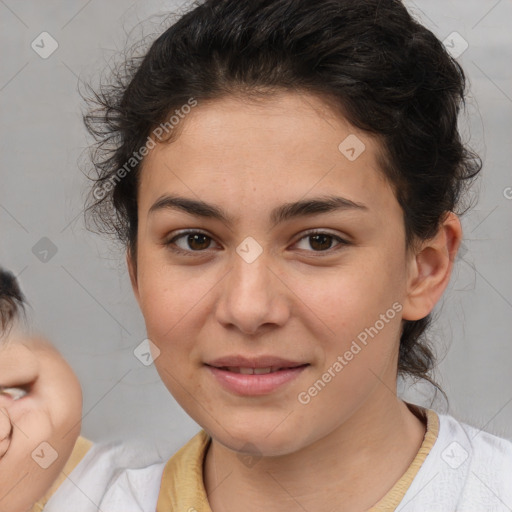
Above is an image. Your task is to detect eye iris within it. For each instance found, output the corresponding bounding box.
[310,234,333,251]
[188,233,210,250]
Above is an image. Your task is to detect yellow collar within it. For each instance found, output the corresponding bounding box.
[156,404,439,512]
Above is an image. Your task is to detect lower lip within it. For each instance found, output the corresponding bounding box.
[206,365,309,396]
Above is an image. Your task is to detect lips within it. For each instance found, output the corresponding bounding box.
[205,355,309,395]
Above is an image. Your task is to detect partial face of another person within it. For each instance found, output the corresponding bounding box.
[128,91,431,456]
[0,337,83,512]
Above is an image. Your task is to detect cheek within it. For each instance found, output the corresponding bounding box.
[136,258,215,365]
[290,266,404,422]
[137,250,189,329]
[292,255,403,333]
[286,252,405,379]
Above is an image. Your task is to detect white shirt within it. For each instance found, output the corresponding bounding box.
[43,409,512,512]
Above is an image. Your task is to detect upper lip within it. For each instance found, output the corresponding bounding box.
[205,356,308,369]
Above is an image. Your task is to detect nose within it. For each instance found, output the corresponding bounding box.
[214,247,290,336]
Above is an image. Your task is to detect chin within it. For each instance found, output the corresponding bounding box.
[204,413,306,457]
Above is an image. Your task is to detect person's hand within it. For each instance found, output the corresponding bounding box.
[0,336,83,512]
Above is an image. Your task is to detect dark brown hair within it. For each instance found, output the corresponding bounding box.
[0,267,26,335]
[82,0,482,403]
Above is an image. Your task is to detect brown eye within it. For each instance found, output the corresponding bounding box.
[309,233,334,251]
[295,231,349,253]
[166,230,217,254]
[184,233,211,250]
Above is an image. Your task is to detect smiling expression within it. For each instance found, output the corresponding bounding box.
[127,91,421,455]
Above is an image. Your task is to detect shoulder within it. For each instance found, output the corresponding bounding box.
[396,409,512,512]
[438,410,512,468]
[439,412,512,508]
[41,435,168,512]
[32,435,94,511]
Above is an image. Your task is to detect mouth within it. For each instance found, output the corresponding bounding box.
[204,356,310,395]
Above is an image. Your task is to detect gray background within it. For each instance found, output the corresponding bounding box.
[1,0,511,457]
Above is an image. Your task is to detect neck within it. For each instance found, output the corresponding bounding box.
[204,395,426,512]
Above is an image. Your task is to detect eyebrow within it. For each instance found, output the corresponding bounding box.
[148,194,369,227]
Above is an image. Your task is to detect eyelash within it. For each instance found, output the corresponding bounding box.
[164,229,350,256]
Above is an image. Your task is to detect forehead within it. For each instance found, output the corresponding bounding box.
[138,91,396,218]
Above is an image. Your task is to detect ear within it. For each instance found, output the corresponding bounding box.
[401,211,462,321]
[126,248,140,306]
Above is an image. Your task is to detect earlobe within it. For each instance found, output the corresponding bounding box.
[401,212,462,321]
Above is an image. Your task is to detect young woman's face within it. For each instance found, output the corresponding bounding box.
[129,91,418,455]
